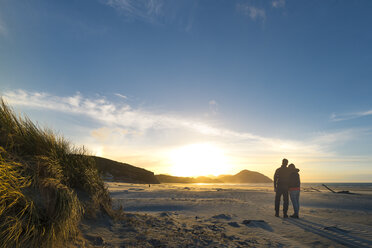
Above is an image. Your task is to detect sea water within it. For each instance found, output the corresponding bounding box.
[189,182,372,194]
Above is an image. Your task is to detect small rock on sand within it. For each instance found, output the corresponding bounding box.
[159,212,169,217]
[148,238,165,247]
[242,219,265,225]
[242,220,273,232]
[228,222,240,227]
[85,235,104,246]
[212,214,232,220]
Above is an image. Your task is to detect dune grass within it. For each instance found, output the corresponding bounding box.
[0,99,112,247]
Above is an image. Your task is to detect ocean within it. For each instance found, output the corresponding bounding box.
[188,182,372,194]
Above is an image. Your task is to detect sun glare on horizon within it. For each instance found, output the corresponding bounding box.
[169,143,231,177]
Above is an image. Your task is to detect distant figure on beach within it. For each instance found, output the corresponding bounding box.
[274,158,290,218]
[288,163,300,218]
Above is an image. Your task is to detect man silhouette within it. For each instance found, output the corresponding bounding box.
[274,158,290,218]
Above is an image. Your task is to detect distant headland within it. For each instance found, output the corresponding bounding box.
[94,156,272,184]
[156,170,273,184]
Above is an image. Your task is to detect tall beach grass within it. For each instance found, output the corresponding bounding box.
[0,99,112,247]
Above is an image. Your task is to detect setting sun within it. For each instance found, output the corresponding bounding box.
[169,143,231,177]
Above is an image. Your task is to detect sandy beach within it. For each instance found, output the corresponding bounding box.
[3,1,372,248]
[80,183,372,247]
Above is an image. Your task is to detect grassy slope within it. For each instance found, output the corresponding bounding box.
[0,99,112,247]
[92,156,160,184]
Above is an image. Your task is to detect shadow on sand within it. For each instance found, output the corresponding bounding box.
[123,205,189,212]
[287,217,372,248]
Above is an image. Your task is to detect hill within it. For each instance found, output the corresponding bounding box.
[92,156,159,184]
[156,170,272,183]
[217,169,272,183]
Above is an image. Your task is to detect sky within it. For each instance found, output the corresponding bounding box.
[0,0,372,182]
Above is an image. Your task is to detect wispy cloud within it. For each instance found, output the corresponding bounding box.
[2,89,359,157]
[272,0,285,8]
[115,93,128,99]
[0,17,7,36]
[236,4,266,22]
[330,109,372,121]
[209,100,217,106]
[102,0,197,31]
[2,90,265,141]
[208,100,218,115]
[310,129,358,146]
[103,0,164,23]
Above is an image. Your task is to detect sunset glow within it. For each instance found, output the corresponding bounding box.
[1,0,372,182]
[169,143,231,177]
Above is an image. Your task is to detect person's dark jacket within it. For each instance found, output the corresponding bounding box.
[274,166,290,190]
[288,169,300,189]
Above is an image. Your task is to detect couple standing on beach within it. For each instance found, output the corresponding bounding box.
[274,158,301,218]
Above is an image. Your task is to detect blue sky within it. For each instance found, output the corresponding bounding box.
[1,0,372,181]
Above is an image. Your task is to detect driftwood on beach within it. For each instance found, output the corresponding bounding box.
[302,187,321,192]
[322,184,355,194]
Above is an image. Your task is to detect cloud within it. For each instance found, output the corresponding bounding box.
[209,100,217,106]
[208,100,218,115]
[2,89,359,157]
[2,90,255,140]
[310,129,358,147]
[3,90,369,180]
[102,0,198,31]
[185,14,194,33]
[0,17,7,36]
[272,0,285,8]
[237,4,266,22]
[91,127,130,142]
[330,109,372,122]
[103,0,164,23]
[115,93,128,99]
